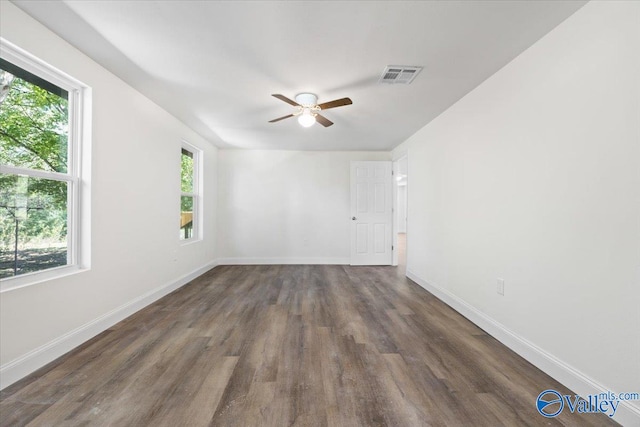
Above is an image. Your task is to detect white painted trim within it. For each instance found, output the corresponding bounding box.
[0,165,75,182]
[218,257,350,265]
[0,260,220,390]
[0,37,86,93]
[405,269,640,427]
[392,160,399,267]
[0,264,85,293]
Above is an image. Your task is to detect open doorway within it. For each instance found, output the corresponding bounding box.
[393,155,408,274]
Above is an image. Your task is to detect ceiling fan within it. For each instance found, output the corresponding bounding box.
[268,93,352,128]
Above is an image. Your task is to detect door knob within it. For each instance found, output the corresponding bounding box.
[352,217,357,220]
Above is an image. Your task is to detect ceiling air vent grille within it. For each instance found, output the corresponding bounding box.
[379,65,423,84]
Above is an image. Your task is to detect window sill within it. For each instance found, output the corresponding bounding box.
[0,264,89,293]
[179,237,202,247]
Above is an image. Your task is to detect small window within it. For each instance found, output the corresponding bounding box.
[180,143,200,241]
[0,39,88,289]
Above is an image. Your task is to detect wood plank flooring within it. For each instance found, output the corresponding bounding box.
[0,265,617,426]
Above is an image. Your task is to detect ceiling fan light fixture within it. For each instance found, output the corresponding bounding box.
[269,93,350,128]
[298,108,316,127]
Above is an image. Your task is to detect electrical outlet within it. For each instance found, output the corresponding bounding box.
[497,278,505,296]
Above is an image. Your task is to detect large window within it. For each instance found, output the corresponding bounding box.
[0,40,88,288]
[180,143,200,241]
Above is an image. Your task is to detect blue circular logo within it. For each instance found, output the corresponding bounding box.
[537,389,564,417]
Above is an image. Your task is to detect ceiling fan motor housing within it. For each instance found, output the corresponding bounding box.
[295,93,318,107]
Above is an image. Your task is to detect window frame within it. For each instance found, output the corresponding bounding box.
[0,38,90,292]
[179,141,202,243]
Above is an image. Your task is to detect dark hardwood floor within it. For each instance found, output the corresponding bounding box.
[0,264,616,426]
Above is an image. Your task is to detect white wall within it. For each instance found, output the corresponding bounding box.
[394,1,640,424]
[218,150,389,264]
[0,2,218,387]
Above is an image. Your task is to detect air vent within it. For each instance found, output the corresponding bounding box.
[379,65,423,84]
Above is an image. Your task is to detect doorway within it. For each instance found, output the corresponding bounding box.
[393,155,408,273]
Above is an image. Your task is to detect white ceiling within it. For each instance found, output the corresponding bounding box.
[13,0,587,151]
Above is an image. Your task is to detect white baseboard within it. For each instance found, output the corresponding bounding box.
[218,257,350,265]
[405,269,640,427]
[0,260,220,390]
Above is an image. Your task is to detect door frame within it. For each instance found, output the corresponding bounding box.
[392,153,408,268]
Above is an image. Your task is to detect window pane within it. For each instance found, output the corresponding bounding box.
[0,174,68,278]
[180,195,193,240]
[0,64,69,173]
[181,148,194,193]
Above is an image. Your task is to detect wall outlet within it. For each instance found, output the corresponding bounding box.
[497,278,505,296]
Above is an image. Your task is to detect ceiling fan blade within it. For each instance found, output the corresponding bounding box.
[272,94,300,106]
[315,114,334,127]
[268,114,295,123]
[317,97,352,110]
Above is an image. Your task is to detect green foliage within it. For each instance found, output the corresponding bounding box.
[181,150,194,193]
[0,77,68,173]
[180,195,193,212]
[0,72,69,248]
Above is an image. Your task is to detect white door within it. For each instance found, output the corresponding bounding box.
[350,161,393,265]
